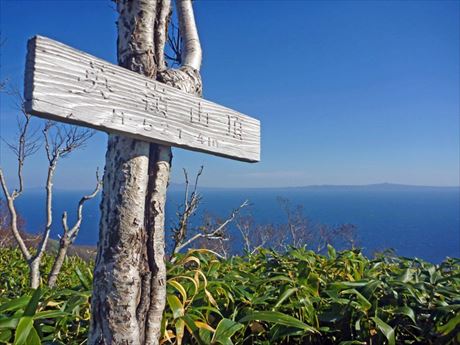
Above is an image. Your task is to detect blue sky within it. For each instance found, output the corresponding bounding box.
[0,0,459,189]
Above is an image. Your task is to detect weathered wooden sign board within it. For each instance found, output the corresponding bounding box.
[24,36,260,162]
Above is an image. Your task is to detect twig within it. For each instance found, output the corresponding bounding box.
[171,200,249,261]
[48,170,102,287]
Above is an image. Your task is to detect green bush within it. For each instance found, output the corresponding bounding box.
[0,247,459,344]
[0,249,92,344]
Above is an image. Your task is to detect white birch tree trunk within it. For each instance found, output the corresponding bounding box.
[89,1,202,344]
[89,1,155,343]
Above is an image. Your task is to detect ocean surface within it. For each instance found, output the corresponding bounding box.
[11,185,460,263]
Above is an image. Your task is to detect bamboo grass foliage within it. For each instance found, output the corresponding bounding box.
[0,247,459,344]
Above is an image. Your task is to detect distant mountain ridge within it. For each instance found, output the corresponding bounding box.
[22,182,460,193]
[167,182,460,192]
[292,183,460,192]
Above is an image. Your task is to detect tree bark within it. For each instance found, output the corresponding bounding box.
[47,237,70,287]
[89,1,202,344]
[28,160,57,289]
[89,135,150,345]
[143,145,170,345]
[89,1,155,343]
[143,0,202,337]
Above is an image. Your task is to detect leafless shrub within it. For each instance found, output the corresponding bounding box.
[0,92,100,287]
[169,167,248,262]
[233,198,358,255]
[277,197,315,248]
[236,216,284,254]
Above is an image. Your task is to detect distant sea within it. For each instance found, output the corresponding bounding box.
[12,184,460,263]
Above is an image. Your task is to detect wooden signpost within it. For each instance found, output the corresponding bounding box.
[24,36,260,162]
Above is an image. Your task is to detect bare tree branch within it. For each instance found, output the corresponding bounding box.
[2,92,41,199]
[170,166,203,256]
[43,122,94,163]
[176,0,202,71]
[0,169,32,261]
[235,215,281,255]
[154,0,172,71]
[236,215,253,254]
[171,199,249,262]
[278,197,313,248]
[48,170,102,287]
[0,93,40,264]
[169,166,249,262]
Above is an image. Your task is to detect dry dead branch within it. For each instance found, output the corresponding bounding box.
[48,170,102,287]
[169,167,249,262]
[0,94,97,288]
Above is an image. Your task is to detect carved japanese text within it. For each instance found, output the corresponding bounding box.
[190,102,209,127]
[143,82,170,118]
[73,61,114,99]
[227,115,243,140]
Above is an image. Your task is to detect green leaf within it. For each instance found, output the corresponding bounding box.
[175,318,185,345]
[75,267,90,289]
[327,245,336,259]
[168,280,188,304]
[0,329,12,342]
[395,306,416,324]
[180,315,206,345]
[211,318,243,345]
[330,281,369,289]
[198,328,212,345]
[239,311,318,333]
[0,318,19,329]
[361,280,382,299]
[306,272,320,297]
[396,269,413,283]
[13,316,33,345]
[33,310,69,320]
[39,325,54,333]
[269,324,305,341]
[167,295,184,319]
[26,327,40,345]
[372,316,395,345]
[0,296,30,313]
[274,288,298,309]
[266,276,295,284]
[341,289,372,311]
[192,306,223,318]
[438,313,460,336]
[23,289,41,317]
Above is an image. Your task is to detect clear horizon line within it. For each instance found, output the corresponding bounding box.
[21,182,460,192]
